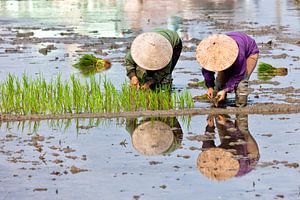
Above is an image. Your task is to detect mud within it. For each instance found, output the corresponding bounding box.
[1,103,300,122]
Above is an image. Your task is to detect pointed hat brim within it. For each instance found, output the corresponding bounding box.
[131,32,173,71]
[196,34,238,72]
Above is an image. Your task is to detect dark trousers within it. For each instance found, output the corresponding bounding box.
[170,39,182,72]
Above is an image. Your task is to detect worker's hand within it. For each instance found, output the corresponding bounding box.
[207,115,214,127]
[216,90,226,101]
[141,81,152,90]
[206,87,214,100]
[216,114,226,125]
[130,76,139,88]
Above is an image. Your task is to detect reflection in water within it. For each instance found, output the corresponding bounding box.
[0,0,244,37]
[0,118,107,134]
[1,0,299,38]
[125,117,183,156]
[197,114,260,181]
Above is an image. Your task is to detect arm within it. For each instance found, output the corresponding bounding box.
[202,68,215,99]
[125,51,140,87]
[125,51,137,79]
[202,68,215,88]
[223,58,247,93]
[202,115,216,149]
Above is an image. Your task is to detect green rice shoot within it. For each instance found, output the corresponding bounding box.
[73,54,111,76]
[257,62,275,73]
[0,74,195,115]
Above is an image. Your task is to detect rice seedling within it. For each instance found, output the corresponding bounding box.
[187,80,206,89]
[257,62,288,80]
[0,74,195,115]
[192,94,208,102]
[73,54,111,76]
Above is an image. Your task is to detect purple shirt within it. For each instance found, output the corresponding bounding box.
[202,118,259,177]
[202,32,259,92]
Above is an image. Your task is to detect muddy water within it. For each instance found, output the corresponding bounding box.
[0,114,299,199]
[1,0,300,199]
[1,0,300,105]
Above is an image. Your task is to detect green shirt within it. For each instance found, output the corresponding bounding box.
[125,28,181,85]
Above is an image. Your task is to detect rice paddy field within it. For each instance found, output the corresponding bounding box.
[0,0,300,199]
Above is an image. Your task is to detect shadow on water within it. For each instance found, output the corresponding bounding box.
[196,114,260,181]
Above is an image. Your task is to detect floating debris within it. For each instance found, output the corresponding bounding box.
[62,147,76,154]
[39,44,57,55]
[33,188,48,192]
[70,165,88,174]
[16,32,34,38]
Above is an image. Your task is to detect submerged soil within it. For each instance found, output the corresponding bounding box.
[1,103,300,122]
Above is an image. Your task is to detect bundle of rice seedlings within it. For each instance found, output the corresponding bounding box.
[257,62,287,80]
[192,94,208,102]
[187,80,205,89]
[258,62,287,74]
[193,93,223,107]
[73,54,111,76]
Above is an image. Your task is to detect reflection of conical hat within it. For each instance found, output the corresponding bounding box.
[132,121,174,156]
[197,148,240,181]
[196,34,238,72]
[131,32,173,71]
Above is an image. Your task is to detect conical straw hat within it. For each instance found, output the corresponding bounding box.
[131,32,173,71]
[197,148,240,181]
[132,121,174,156]
[196,34,239,72]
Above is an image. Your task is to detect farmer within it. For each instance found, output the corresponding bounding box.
[197,114,260,181]
[125,117,183,156]
[196,32,259,107]
[125,28,182,90]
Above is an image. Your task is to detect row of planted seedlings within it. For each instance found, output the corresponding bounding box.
[0,74,195,115]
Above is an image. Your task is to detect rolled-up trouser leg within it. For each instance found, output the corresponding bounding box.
[235,53,259,107]
[235,80,249,107]
[235,114,249,133]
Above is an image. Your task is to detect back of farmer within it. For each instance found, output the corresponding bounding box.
[125,28,182,90]
[196,32,259,107]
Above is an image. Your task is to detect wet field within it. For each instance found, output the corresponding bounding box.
[0,0,300,199]
[0,115,300,199]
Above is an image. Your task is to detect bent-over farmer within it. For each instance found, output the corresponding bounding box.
[125,28,182,90]
[196,32,259,107]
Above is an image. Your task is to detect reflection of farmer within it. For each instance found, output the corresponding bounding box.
[196,32,259,107]
[197,114,260,181]
[125,28,182,90]
[126,117,183,156]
